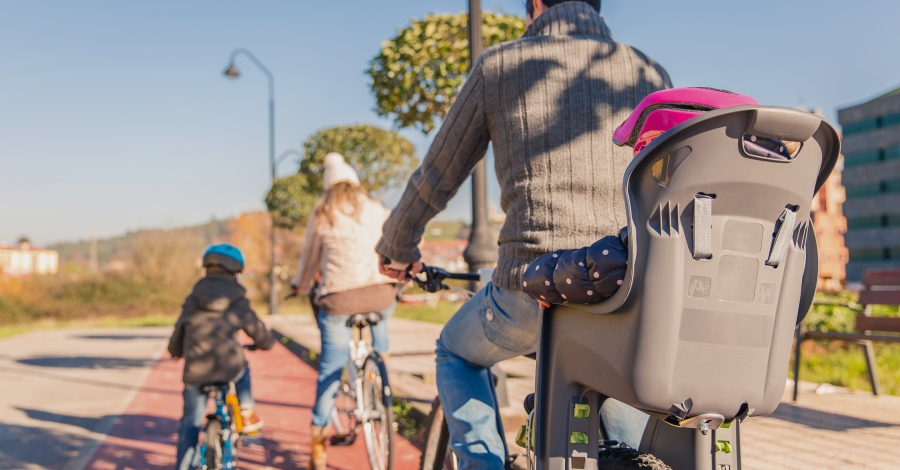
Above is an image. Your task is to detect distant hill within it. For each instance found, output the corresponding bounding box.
[50,218,229,269]
[49,216,499,270]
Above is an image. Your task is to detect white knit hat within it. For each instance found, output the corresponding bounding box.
[322,152,360,190]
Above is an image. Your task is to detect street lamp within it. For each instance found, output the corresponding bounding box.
[276,148,304,176]
[223,47,279,315]
[463,0,497,277]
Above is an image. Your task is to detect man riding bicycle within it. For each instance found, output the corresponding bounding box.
[377,1,671,468]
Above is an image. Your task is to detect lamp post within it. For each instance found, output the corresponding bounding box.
[462,0,497,278]
[276,148,304,176]
[223,48,279,315]
[464,0,507,407]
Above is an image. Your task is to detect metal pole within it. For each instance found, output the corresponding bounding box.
[268,95,278,315]
[224,48,279,315]
[462,0,498,281]
[465,0,506,407]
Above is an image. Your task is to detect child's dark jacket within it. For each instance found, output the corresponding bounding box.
[168,274,274,384]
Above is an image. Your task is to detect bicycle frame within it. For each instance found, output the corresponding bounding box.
[198,385,238,470]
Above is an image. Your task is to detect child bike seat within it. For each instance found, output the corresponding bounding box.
[536,105,839,428]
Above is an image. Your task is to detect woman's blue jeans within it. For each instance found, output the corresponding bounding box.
[435,282,649,470]
[311,302,395,428]
[175,366,253,470]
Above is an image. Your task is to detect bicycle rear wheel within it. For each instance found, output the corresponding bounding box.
[419,397,457,470]
[597,448,671,469]
[361,354,394,470]
[203,418,223,470]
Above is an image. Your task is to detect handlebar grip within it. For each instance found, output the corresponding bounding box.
[444,272,482,281]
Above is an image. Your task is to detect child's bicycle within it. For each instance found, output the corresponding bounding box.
[327,310,396,470]
[194,344,258,470]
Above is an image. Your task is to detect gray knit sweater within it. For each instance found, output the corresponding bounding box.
[376,2,672,292]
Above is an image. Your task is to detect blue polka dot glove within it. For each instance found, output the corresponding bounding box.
[520,229,628,305]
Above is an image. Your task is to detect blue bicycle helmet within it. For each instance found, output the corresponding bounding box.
[202,243,245,273]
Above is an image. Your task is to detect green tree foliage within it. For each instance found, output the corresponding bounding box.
[367,12,526,134]
[265,172,317,230]
[266,125,417,229]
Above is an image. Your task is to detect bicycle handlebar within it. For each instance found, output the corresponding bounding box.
[411,264,486,293]
[442,271,481,282]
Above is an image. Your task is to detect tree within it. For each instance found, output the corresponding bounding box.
[367,12,525,134]
[266,125,417,229]
[265,172,317,230]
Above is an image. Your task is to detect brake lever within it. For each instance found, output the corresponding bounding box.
[410,264,448,293]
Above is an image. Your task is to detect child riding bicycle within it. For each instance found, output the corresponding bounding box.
[168,243,275,470]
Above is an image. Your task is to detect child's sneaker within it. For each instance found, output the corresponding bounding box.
[241,408,264,434]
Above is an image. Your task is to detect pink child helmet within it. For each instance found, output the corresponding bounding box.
[613,87,759,156]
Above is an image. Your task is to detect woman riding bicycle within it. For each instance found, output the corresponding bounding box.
[291,152,398,470]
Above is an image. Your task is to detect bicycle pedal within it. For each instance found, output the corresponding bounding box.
[329,434,356,446]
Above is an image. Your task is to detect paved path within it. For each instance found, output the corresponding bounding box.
[270,313,900,470]
[0,326,420,470]
[0,327,170,470]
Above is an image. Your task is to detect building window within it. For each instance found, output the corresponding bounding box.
[845,182,882,198]
[886,145,900,160]
[884,112,900,127]
[847,216,884,230]
[849,247,889,261]
[843,118,880,136]
[844,150,881,167]
[842,111,900,136]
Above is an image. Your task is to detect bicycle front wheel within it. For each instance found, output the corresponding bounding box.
[419,396,456,470]
[203,418,223,470]
[360,354,394,470]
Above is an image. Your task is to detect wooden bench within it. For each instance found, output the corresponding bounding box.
[793,268,900,401]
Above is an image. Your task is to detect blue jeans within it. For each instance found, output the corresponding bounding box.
[175,366,254,470]
[311,302,395,428]
[436,282,648,470]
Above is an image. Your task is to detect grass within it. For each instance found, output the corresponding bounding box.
[394,300,462,324]
[796,341,900,395]
[0,313,178,340]
[796,291,900,395]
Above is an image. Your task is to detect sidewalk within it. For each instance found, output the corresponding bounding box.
[0,326,421,470]
[81,333,421,470]
[270,313,900,470]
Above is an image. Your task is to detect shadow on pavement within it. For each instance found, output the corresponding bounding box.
[18,407,103,432]
[15,407,180,469]
[0,422,97,469]
[0,365,181,396]
[769,402,899,431]
[17,356,155,369]
[76,334,170,340]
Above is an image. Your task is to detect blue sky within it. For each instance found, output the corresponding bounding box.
[1,0,898,246]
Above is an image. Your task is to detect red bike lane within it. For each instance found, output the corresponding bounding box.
[82,339,421,469]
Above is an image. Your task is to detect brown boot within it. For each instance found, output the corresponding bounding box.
[240,408,264,434]
[311,425,327,470]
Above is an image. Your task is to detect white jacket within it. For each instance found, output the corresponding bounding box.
[293,196,395,299]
